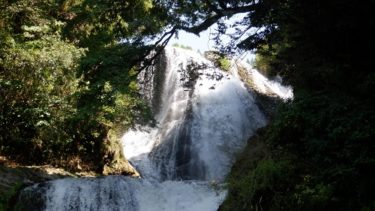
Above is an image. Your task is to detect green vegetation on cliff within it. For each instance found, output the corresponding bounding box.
[220,0,375,210]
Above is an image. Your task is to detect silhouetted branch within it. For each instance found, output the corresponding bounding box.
[134,27,177,74]
[178,4,257,35]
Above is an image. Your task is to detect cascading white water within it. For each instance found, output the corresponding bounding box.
[23,176,225,211]
[19,47,292,211]
[123,48,267,182]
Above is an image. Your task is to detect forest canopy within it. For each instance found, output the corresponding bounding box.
[1,0,374,210]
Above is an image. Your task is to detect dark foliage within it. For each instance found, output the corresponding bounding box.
[0,0,164,170]
[221,0,375,210]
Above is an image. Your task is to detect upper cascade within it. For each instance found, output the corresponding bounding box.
[122,47,269,182]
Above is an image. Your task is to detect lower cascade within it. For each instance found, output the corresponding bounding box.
[18,47,292,211]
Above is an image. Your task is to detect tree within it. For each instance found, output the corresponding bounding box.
[0,0,84,162]
[0,0,169,172]
[209,0,375,210]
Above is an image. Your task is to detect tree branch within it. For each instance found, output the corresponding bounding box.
[203,0,222,14]
[133,27,177,74]
[177,4,257,35]
[179,14,222,35]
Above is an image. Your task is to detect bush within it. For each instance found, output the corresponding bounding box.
[222,92,375,210]
[218,57,231,72]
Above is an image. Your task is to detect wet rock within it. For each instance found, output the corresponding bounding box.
[16,183,49,211]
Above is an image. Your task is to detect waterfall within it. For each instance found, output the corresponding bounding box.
[123,48,267,182]
[18,47,292,211]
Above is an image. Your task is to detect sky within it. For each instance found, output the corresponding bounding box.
[169,29,215,53]
[167,14,256,63]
